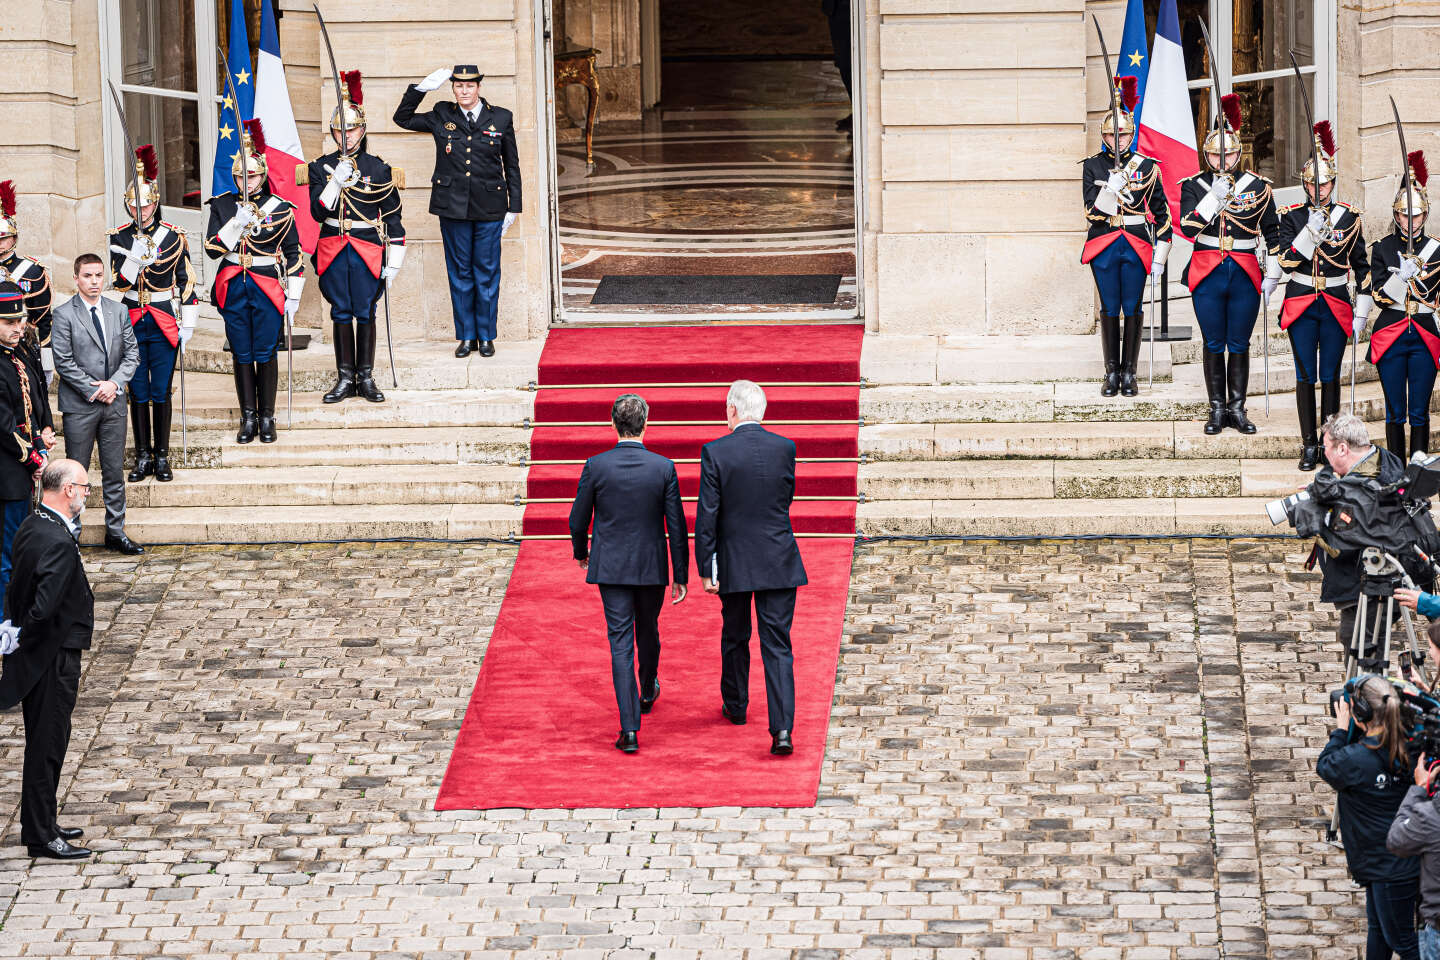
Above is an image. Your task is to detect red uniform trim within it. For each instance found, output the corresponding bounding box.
[1187,249,1261,293]
[129,306,180,349]
[1279,291,1353,336]
[1369,320,1440,368]
[214,265,286,315]
[1080,230,1154,272]
[316,235,383,278]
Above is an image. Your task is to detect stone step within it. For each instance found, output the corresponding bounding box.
[123,464,527,509]
[860,334,1173,385]
[58,426,531,469]
[78,502,523,545]
[857,457,1315,500]
[857,496,1281,538]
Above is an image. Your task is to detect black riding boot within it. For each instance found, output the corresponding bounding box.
[1296,382,1319,471]
[127,401,153,482]
[1098,314,1120,396]
[1120,313,1144,396]
[322,323,356,403]
[1412,422,1431,461]
[152,399,174,482]
[234,362,258,444]
[1225,352,1257,434]
[257,357,279,443]
[1203,351,1227,435]
[355,323,385,403]
[1386,422,1407,459]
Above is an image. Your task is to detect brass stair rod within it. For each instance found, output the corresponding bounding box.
[526,380,865,391]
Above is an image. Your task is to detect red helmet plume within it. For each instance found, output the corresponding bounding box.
[1220,93,1242,133]
[1116,75,1138,111]
[1313,120,1335,157]
[343,70,364,106]
[136,144,158,180]
[1410,150,1429,189]
[0,181,15,219]
[244,118,266,154]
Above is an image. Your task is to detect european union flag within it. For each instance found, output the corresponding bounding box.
[1118,0,1151,123]
[211,0,255,196]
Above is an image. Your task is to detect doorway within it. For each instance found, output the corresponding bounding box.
[541,0,862,322]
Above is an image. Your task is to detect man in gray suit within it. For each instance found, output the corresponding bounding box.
[51,253,142,554]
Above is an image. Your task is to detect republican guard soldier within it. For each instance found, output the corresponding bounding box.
[205,120,304,444]
[1363,151,1440,459]
[1274,122,1369,471]
[394,63,521,358]
[308,70,405,404]
[0,182,54,384]
[108,145,198,483]
[1081,76,1172,397]
[1179,94,1282,436]
[0,282,52,600]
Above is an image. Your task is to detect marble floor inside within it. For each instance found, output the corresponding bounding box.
[555,59,857,320]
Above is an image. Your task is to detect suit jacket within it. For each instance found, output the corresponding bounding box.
[393,88,523,221]
[0,508,93,709]
[694,423,808,594]
[51,294,139,415]
[569,441,688,587]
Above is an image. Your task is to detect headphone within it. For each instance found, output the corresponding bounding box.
[1349,673,1389,725]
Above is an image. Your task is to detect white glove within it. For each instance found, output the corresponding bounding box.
[319,178,342,210]
[332,157,359,188]
[1151,240,1171,278]
[178,325,195,346]
[1353,314,1368,337]
[1400,257,1422,281]
[502,212,518,236]
[284,297,300,318]
[1093,184,1119,216]
[1305,207,1329,240]
[1262,276,1278,301]
[1105,170,1128,194]
[416,67,452,93]
[218,205,259,249]
[1208,177,1232,202]
[382,243,406,283]
[0,620,18,656]
[286,275,306,303]
[1354,295,1374,336]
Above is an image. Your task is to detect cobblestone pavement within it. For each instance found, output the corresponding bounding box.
[0,539,1366,958]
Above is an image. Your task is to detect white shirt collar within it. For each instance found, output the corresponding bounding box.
[734,420,761,430]
[617,439,643,445]
[40,504,78,538]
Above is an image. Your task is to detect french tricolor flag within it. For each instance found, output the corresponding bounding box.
[1136,0,1199,225]
[253,1,318,254]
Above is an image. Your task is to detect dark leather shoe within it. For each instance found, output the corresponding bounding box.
[56,826,83,840]
[258,416,278,444]
[614,731,638,754]
[104,534,144,555]
[455,339,477,358]
[478,339,495,358]
[153,455,173,482]
[236,411,259,444]
[770,730,794,756]
[28,837,90,860]
[722,705,746,726]
[640,679,660,715]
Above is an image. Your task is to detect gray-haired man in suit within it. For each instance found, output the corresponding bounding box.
[51,253,142,554]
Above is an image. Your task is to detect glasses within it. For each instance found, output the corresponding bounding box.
[67,482,92,492]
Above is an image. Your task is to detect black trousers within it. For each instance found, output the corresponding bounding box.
[20,647,81,847]
[598,584,665,733]
[827,1,853,100]
[720,588,796,734]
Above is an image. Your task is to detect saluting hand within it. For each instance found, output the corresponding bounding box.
[416,67,452,93]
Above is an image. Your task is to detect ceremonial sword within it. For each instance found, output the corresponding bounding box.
[315,3,398,390]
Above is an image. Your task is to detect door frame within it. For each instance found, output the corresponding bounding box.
[536,0,868,323]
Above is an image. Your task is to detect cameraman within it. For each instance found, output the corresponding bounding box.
[1320,673,1421,959]
[1388,629,1440,960]
[1314,414,1408,667]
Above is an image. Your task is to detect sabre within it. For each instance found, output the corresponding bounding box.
[1091,15,1122,175]
[1290,50,1326,215]
[106,81,156,263]
[286,303,294,427]
[217,46,256,221]
[1393,96,1416,260]
[314,5,351,160]
[1148,221,1157,389]
[382,284,399,389]
[178,342,188,460]
[1196,18,1229,247]
[1262,286,1271,416]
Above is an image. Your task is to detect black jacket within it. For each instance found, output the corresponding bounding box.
[1079,150,1172,256]
[1387,785,1440,921]
[306,146,406,247]
[569,441,688,586]
[203,187,305,300]
[694,423,808,594]
[1274,201,1369,313]
[1367,229,1440,366]
[0,251,52,348]
[1318,729,1420,885]
[392,88,522,221]
[0,507,93,709]
[0,343,49,501]
[1316,446,1408,604]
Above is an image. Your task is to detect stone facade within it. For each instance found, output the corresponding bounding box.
[1,0,1436,339]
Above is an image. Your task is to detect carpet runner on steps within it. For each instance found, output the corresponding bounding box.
[435,324,863,809]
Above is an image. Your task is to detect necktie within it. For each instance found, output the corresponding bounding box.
[91,306,109,378]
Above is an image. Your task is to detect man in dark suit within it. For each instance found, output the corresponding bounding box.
[695,380,807,756]
[0,458,96,859]
[393,64,522,359]
[569,393,687,754]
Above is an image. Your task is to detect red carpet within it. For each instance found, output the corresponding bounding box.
[436,324,863,809]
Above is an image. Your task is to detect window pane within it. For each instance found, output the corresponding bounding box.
[1231,73,1315,190]
[120,0,198,92]
[1234,0,1314,74]
[123,93,203,210]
